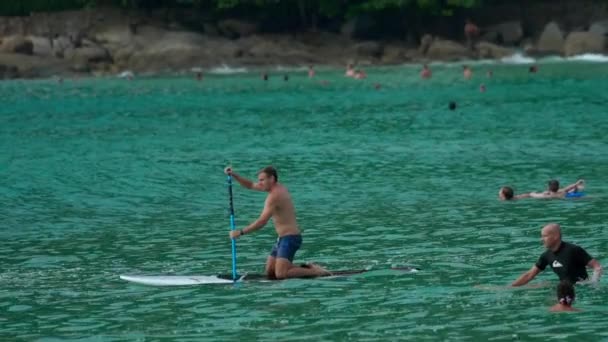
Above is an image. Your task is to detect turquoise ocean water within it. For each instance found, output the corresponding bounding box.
[2,60,608,341]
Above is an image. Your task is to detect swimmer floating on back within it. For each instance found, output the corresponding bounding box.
[498,179,584,200]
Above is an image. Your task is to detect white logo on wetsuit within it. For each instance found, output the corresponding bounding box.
[552,260,564,268]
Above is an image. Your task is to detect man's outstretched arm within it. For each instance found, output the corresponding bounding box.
[230,195,275,239]
[560,179,584,193]
[511,265,542,287]
[225,167,263,191]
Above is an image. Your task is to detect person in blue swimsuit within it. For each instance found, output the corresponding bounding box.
[225,165,330,279]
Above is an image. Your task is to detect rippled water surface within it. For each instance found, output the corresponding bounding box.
[2,63,608,341]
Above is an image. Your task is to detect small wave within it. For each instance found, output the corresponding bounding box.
[500,53,536,64]
[566,53,608,62]
[116,70,134,78]
[208,64,248,74]
[426,59,499,68]
[533,53,608,64]
[275,65,308,72]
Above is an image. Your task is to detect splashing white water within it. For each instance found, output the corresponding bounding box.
[208,64,248,74]
[500,53,536,64]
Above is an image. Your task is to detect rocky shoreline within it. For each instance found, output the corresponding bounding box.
[1,6,607,79]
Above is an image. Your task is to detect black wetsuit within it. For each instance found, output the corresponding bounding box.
[535,241,593,283]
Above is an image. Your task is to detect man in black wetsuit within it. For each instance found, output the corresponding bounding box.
[511,223,602,286]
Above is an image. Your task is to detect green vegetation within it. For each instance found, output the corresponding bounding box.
[0,0,482,17]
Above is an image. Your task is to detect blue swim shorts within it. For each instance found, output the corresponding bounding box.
[270,234,302,262]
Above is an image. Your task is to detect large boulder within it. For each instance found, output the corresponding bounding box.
[476,42,515,59]
[0,63,20,79]
[0,36,34,55]
[355,41,383,58]
[418,34,433,54]
[111,46,135,67]
[66,46,112,63]
[479,31,499,44]
[0,52,73,78]
[217,19,257,39]
[52,36,75,58]
[536,21,564,54]
[122,27,221,71]
[484,21,523,45]
[563,32,605,56]
[0,17,27,36]
[381,45,405,64]
[248,40,280,58]
[589,20,608,36]
[27,36,53,56]
[425,39,472,60]
[93,26,134,46]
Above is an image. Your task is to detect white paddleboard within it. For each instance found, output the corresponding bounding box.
[119,274,235,286]
[120,267,419,286]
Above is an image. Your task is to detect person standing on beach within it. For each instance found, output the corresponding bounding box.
[464,19,480,49]
[225,166,330,279]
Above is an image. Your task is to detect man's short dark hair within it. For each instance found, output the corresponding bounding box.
[502,186,514,200]
[548,180,559,192]
[259,166,278,182]
[556,280,575,303]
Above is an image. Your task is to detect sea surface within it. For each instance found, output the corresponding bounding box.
[2,59,608,341]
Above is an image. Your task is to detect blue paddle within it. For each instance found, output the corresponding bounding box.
[227,175,238,281]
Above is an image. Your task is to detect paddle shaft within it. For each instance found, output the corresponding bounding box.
[228,175,237,281]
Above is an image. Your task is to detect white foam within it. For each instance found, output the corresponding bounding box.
[117,70,134,78]
[208,64,248,74]
[538,55,566,63]
[500,53,536,64]
[275,65,308,72]
[566,53,608,62]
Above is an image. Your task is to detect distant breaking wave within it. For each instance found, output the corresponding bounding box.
[565,53,608,62]
[117,70,134,78]
[501,52,608,64]
[435,52,608,66]
[275,65,308,72]
[500,52,535,64]
[208,64,248,74]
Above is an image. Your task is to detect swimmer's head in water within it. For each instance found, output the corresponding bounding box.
[548,179,560,192]
[557,280,575,305]
[499,186,514,200]
[449,102,457,110]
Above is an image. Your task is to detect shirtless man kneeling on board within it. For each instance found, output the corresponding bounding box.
[225,166,330,279]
